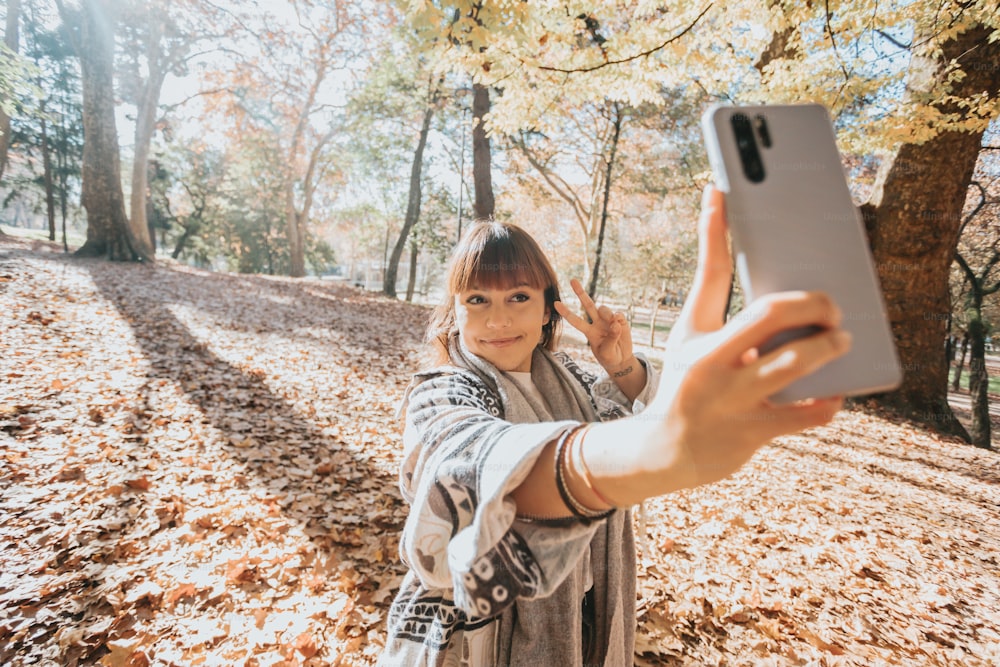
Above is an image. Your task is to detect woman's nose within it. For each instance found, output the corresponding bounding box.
[486,304,511,328]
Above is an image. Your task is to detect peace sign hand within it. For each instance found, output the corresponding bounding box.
[554,279,643,395]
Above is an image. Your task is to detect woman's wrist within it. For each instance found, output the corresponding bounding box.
[580,418,696,507]
[605,354,639,377]
[605,355,647,403]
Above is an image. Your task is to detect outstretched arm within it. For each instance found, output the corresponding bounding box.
[512,185,851,517]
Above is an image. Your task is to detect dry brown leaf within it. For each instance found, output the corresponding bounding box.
[294,632,319,658]
[125,476,152,491]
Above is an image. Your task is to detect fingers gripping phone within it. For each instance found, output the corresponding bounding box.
[701,103,902,403]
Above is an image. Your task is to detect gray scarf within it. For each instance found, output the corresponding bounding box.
[447,333,600,424]
[446,333,635,666]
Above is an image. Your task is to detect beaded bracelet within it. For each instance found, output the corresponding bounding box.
[555,425,615,523]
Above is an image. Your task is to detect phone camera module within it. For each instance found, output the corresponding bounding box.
[730,113,766,183]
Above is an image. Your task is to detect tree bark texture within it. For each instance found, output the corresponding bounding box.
[75,0,147,261]
[471,82,494,221]
[384,104,433,297]
[860,23,1000,439]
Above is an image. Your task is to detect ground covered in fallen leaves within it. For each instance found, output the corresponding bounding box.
[2,238,998,667]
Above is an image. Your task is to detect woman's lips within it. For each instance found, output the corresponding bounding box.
[483,336,522,348]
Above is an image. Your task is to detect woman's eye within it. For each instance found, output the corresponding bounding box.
[467,295,486,305]
[511,293,530,303]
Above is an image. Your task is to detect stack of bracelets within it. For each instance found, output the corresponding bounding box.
[554,425,617,524]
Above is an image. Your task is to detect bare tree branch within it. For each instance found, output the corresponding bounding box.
[537,4,712,74]
[512,135,590,229]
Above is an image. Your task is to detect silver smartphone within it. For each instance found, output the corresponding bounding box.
[701,102,901,403]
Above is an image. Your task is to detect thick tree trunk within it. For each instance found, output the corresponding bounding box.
[471,82,494,221]
[384,104,433,297]
[74,0,147,262]
[860,23,1000,439]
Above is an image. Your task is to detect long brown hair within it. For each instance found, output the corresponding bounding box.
[427,221,562,364]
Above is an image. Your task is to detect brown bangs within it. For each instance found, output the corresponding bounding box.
[448,223,552,294]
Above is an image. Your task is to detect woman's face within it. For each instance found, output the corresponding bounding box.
[455,283,551,373]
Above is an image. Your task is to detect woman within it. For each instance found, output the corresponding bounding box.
[380,187,851,666]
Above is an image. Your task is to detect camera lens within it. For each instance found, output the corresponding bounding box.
[754,115,772,148]
[730,113,766,183]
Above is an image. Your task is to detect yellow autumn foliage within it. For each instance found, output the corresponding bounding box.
[401,0,1000,153]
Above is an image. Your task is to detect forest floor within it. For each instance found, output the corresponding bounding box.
[1,236,998,667]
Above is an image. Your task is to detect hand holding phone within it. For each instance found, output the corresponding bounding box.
[701,103,901,403]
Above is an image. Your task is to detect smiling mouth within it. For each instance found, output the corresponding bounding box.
[483,336,522,347]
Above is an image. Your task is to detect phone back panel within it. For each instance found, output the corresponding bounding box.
[701,103,901,402]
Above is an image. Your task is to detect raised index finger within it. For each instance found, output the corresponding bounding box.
[553,299,590,332]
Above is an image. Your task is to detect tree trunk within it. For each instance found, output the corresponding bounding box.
[128,18,166,259]
[384,103,433,297]
[405,240,418,303]
[860,23,1000,440]
[283,128,332,279]
[129,112,159,256]
[172,221,195,260]
[0,0,20,184]
[955,250,999,447]
[471,82,494,221]
[587,102,622,299]
[58,126,70,252]
[73,0,148,262]
[285,183,305,277]
[41,111,57,242]
[952,331,968,392]
[966,305,991,448]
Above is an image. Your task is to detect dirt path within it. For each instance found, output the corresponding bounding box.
[2,239,998,666]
